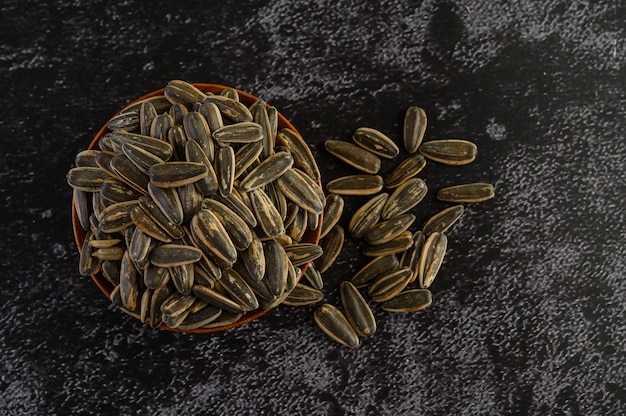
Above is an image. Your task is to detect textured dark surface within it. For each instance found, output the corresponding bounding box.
[1,1,625,415]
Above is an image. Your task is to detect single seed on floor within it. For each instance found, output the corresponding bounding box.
[419,139,477,165]
[340,281,377,336]
[404,106,427,153]
[418,232,448,289]
[324,140,381,174]
[437,183,495,203]
[422,205,464,235]
[326,175,383,196]
[314,304,360,348]
[352,127,399,159]
[381,289,432,312]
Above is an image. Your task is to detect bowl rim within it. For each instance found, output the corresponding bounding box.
[71,82,323,334]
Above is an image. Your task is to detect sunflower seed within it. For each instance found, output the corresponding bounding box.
[283,283,324,306]
[190,209,237,268]
[93,246,126,261]
[98,133,114,152]
[303,262,324,290]
[100,178,142,203]
[183,112,214,161]
[177,305,223,330]
[351,254,399,288]
[67,167,109,192]
[283,243,323,267]
[148,285,173,328]
[382,178,427,220]
[251,103,274,160]
[98,201,138,233]
[362,230,413,257]
[233,142,264,179]
[353,127,399,159]
[108,111,139,131]
[265,182,288,222]
[150,113,174,141]
[211,192,257,228]
[110,154,150,194]
[73,189,91,231]
[276,168,324,214]
[79,230,101,276]
[423,205,464,235]
[287,207,307,242]
[267,106,278,145]
[193,263,216,288]
[198,101,224,132]
[240,151,294,191]
[231,260,273,301]
[212,122,263,144]
[109,131,174,161]
[94,151,116,177]
[102,260,121,286]
[165,126,187,162]
[419,139,477,165]
[168,102,188,125]
[149,162,207,188]
[437,183,495,203]
[346,193,387,240]
[384,153,427,188]
[122,95,172,116]
[144,264,170,290]
[150,244,202,267]
[263,240,290,297]
[381,289,432,312]
[74,150,102,168]
[120,250,141,310]
[200,311,244,329]
[192,285,247,314]
[216,145,235,197]
[314,304,360,348]
[340,281,376,336]
[121,143,165,176]
[400,231,426,283]
[276,128,321,183]
[202,198,253,251]
[307,208,319,231]
[162,306,191,328]
[140,101,158,136]
[418,232,447,289]
[364,213,415,246]
[129,204,172,243]
[161,292,196,318]
[319,194,343,239]
[147,183,184,225]
[137,196,184,240]
[164,80,207,108]
[141,294,160,323]
[220,268,258,311]
[184,139,218,196]
[326,174,383,196]
[325,140,381,174]
[169,263,194,295]
[404,106,427,153]
[203,95,253,123]
[249,188,285,238]
[178,184,203,223]
[368,267,413,303]
[220,87,239,101]
[315,225,344,273]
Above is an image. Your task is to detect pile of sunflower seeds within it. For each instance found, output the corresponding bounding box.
[67,80,324,330]
[308,106,495,347]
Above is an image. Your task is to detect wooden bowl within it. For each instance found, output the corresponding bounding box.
[72,83,323,333]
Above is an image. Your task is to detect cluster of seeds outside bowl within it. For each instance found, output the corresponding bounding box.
[308,107,495,347]
[68,81,324,333]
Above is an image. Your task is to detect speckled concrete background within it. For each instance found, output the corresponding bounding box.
[1,1,624,415]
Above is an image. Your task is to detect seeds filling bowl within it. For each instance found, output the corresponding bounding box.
[69,81,324,333]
